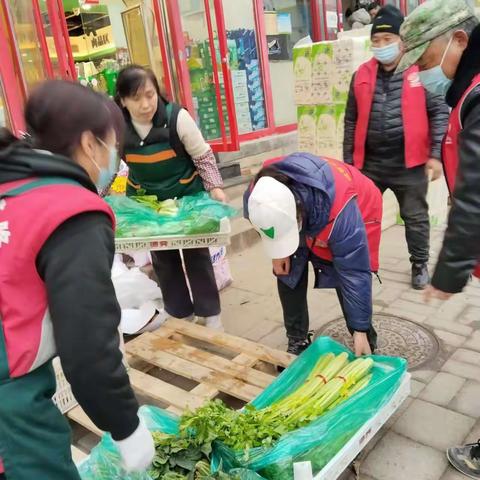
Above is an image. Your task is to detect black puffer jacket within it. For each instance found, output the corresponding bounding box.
[343,65,449,184]
[432,24,480,293]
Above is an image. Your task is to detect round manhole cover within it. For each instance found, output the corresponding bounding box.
[316,314,440,369]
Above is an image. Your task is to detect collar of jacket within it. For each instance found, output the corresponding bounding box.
[0,145,97,193]
[446,24,480,109]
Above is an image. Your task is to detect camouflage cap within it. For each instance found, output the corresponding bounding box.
[396,0,476,72]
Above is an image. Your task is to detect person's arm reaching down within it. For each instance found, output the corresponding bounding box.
[37,212,139,438]
[431,98,480,293]
[329,199,373,334]
[425,90,450,180]
[343,74,358,166]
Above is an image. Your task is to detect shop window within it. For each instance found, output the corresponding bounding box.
[6,0,49,91]
[264,0,312,126]
[179,0,229,141]
[224,1,268,134]
[407,0,419,14]
[52,1,169,99]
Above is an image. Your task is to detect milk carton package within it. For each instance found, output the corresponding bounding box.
[293,46,313,104]
[297,106,316,153]
[315,105,337,158]
[311,42,335,104]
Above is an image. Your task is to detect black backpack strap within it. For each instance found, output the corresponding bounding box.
[166,102,191,160]
[0,177,81,200]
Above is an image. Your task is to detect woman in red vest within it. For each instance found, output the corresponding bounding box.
[0,81,153,479]
[343,5,449,290]
[244,153,382,358]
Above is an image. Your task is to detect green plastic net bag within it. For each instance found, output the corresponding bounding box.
[78,405,265,480]
[212,337,407,479]
[105,192,237,238]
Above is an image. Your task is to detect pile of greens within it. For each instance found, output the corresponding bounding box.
[148,431,240,480]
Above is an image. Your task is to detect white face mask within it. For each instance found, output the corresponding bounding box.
[371,41,401,65]
[418,37,454,97]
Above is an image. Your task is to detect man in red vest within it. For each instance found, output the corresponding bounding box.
[244,153,382,358]
[398,0,480,476]
[343,5,449,290]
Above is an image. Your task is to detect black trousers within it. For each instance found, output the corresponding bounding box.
[277,265,377,351]
[376,180,430,264]
[151,248,220,318]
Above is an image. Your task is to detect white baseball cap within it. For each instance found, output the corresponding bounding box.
[248,176,300,259]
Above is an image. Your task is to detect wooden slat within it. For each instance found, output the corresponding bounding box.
[129,368,204,411]
[68,406,102,437]
[164,319,295,367]
[189,383,220,401]
[127,335,262,402]
[144,334,275,389]
[71,445,87,463]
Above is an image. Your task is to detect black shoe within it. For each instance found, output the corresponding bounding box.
[278,332,313,372]
[412,262,429,290]
[447,440,480,479]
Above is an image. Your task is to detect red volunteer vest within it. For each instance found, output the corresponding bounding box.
[442,73,480,278]
[263,157,382,272]
[353,59,430,170]
[0,178,115,380]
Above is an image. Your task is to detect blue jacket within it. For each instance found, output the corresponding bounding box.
[244,153,372,332]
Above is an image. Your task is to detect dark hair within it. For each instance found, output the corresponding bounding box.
[3,80,124,158]
[367,2,379,11]
[345,8,353,18]
[115,65,163,106]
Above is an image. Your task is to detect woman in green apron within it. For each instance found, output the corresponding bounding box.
[0,81,154,479]
[116,66,225,330]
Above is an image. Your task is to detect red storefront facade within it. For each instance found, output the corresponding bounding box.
[0,0,425,152]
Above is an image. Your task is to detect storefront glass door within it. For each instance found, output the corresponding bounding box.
[173,0,239,151]
[5,0,50,92]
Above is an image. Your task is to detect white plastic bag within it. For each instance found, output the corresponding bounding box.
[112,256,162,309]
[210,246,233,291]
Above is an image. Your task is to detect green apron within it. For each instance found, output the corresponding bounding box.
[0,361,81,480]
[125,103,204,201]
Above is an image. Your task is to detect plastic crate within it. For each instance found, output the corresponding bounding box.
[115,217,231,253]
[53,357,78,414]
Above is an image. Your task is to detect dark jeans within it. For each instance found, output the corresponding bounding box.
[277,265,377,351]
[151,248,220,318]
[376,180,430,264]
[0,473,5,480]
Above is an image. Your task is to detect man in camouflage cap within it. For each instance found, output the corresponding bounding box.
[399,1,480,477]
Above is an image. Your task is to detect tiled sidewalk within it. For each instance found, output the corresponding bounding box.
[223,225,480,480]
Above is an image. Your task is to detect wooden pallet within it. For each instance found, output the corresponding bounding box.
[68,319,295,443]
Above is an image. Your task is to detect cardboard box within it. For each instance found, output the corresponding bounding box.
[311,42,335,104]
[315,105,337,157]
[293,46,312,105]
[297,105,316,153]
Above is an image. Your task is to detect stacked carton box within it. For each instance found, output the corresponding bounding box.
[294,37,372,160]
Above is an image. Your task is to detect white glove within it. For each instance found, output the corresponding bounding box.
[113,417,155,472]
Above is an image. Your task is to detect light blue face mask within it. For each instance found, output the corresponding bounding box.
[418,37,454,97]
[92,137,118,194]
[371,41,401,65]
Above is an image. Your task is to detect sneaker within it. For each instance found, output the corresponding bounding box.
[287,334,313,356]
[203,315,224,331]
[278,332,313,372]
[412,262,429,290]
[447,441,480,479]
